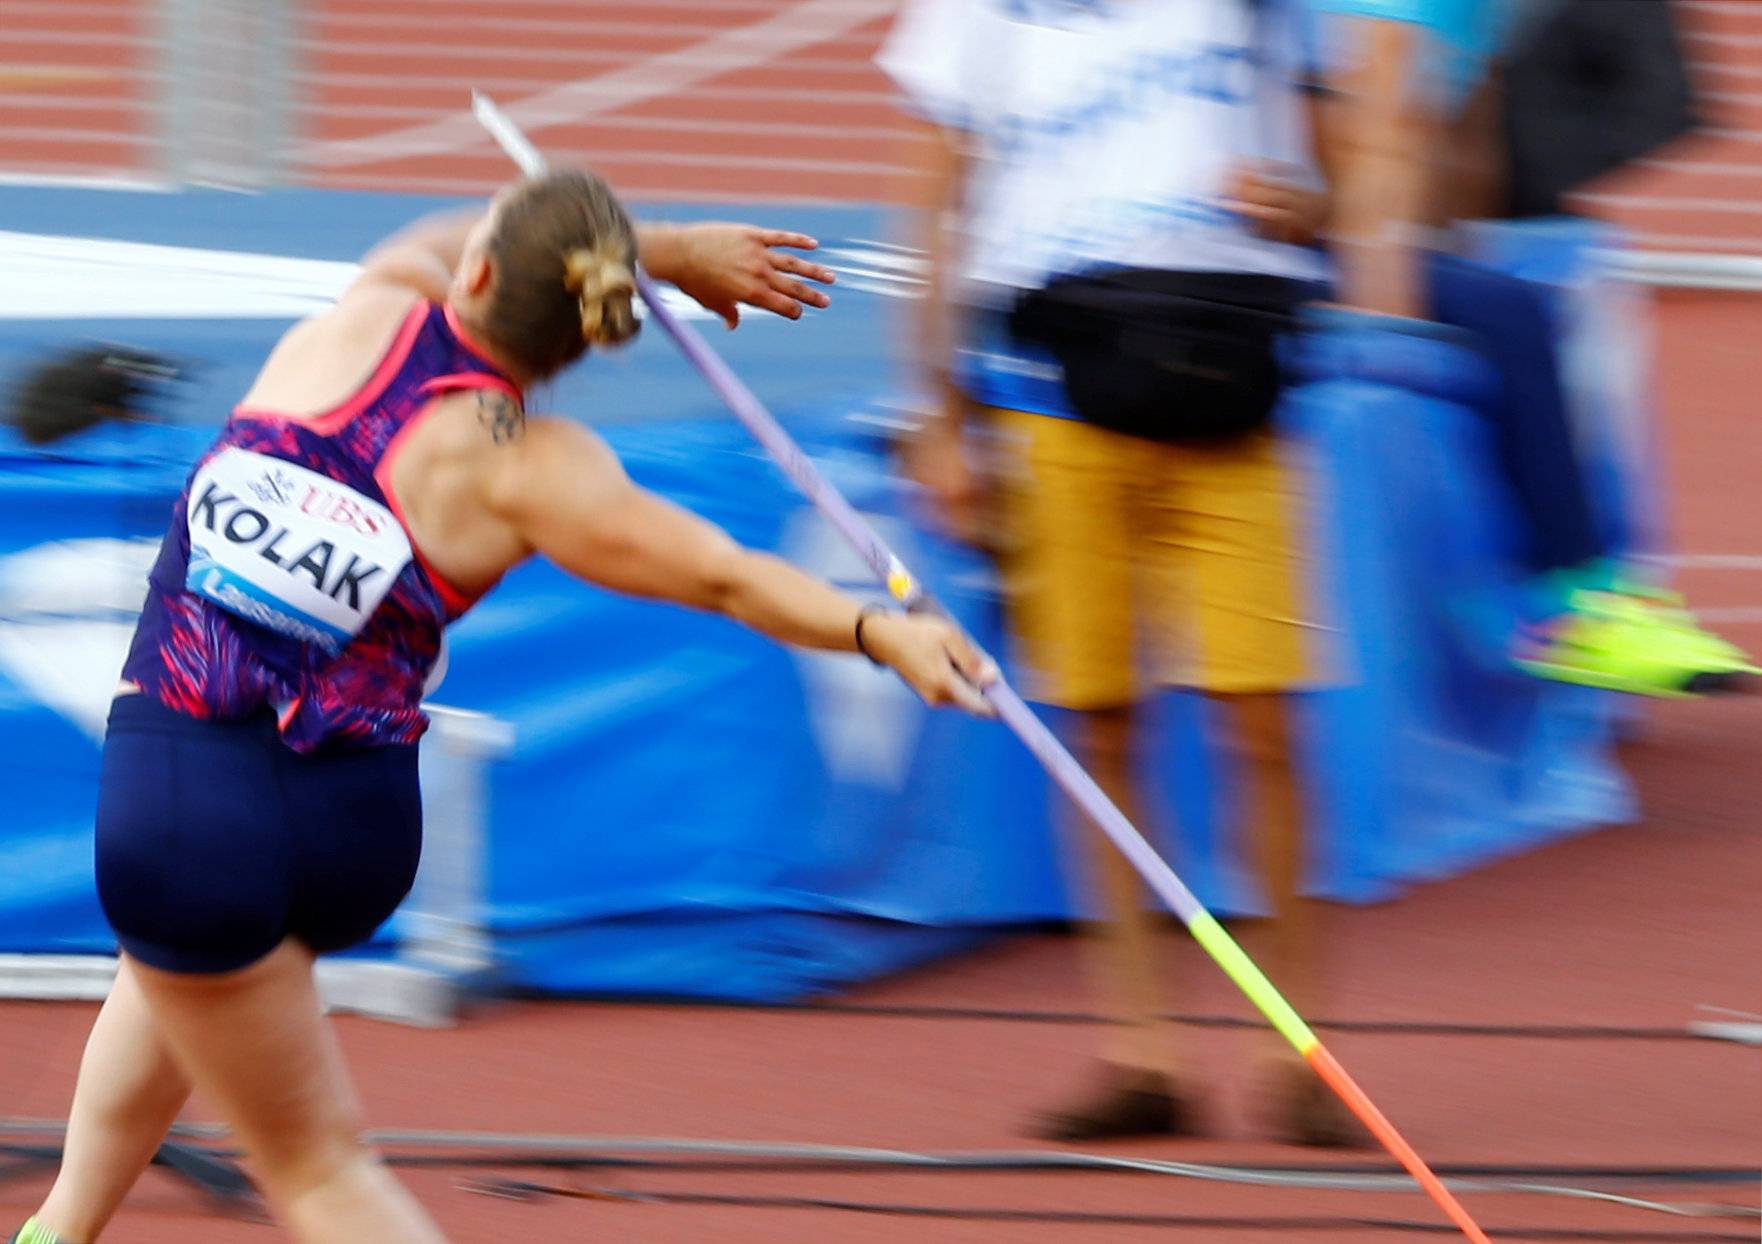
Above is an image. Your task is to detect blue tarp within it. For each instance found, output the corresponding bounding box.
[0,190,1638,998]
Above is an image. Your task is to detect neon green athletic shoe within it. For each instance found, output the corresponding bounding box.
[11,1217,65,1244]
[1613,583,1758,677]
[1515,590,1758,697]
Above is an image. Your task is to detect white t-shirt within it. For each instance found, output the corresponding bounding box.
[876,0,1329,302]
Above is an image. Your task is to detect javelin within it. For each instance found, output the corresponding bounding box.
[470,90,1493,1244]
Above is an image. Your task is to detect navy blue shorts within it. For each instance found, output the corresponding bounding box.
[96,693,423,974]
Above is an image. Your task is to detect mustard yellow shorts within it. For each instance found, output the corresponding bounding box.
[991,408,1323,708]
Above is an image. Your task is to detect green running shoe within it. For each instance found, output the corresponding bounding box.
[1612,583,1758,679]
[1515,590,1757,697]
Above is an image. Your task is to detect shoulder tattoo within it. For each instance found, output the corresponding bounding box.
[475,389,525,445]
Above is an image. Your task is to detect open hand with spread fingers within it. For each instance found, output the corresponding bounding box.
[642,223,837,328]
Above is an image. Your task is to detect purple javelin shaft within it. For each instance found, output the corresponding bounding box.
[632,270,1210,929]
[472,96,1498,1243]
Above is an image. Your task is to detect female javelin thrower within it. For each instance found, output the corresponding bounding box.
[11,169,993,1244]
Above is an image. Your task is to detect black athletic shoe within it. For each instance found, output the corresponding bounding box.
[1267,1062,1373,1148]
[1028,1063,1205,1142]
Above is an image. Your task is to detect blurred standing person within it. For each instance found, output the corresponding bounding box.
[878,0,1358,1144]
[1312,0,1754,691]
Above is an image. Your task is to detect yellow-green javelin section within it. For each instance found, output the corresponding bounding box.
[1186,910,1319,1054]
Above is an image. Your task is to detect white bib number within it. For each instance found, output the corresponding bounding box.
[184,447,413,653]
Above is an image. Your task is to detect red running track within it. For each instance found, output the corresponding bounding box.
[1,739,1758,1242]
[4,0,1762,246]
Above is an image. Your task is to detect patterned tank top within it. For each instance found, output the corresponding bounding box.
[122,299,520,752]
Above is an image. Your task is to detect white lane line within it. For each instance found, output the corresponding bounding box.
[1579,194,1762,215]
[303,75,896,106]
[0,125,144,144]
[301,0,895,171]
[311,16,738,38]
[1668,554,1762,570]
[0,93,135,111]
[309,172,868,204]
[0,30,138,46]
[303,43,883,71]
[407,146,900,175]
[1693,62,1762,81]
[1617,234,1762,253]
[0,169,168,190]
[1637,159,1762,177]
[357,0,819,10]
[305,100,900,127]
[0,1,134,14]
[1683,30,1762,47]
[313,109,912,144]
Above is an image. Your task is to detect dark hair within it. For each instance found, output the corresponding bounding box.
[481,168,640,380]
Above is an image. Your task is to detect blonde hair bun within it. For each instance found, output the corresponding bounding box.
[563,246,639,347]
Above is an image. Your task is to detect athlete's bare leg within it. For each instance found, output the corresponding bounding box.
[129,942,448,1243]
[31,960,192,1242]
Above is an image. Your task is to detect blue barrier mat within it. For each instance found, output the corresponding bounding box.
[0,190,1634,997]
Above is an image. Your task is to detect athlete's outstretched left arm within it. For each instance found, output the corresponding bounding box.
[486,415,995,715]
[353,206,833,325]
[636,223,835,328]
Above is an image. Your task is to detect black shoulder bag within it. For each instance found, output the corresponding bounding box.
[1008,268,1308,443]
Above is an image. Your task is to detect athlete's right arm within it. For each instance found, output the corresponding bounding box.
[485,416,996,713]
